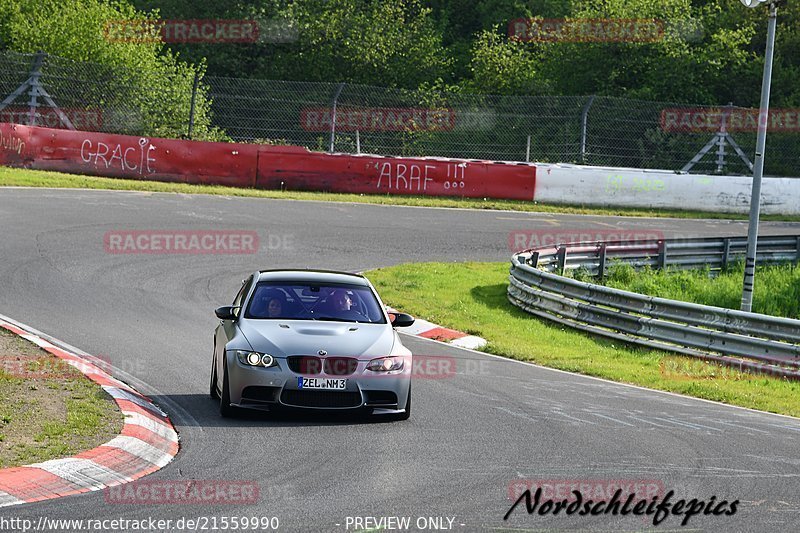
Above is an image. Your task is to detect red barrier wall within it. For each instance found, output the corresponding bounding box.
[0,123,535,200]
[0,122,29,166]
[256,149,535,200]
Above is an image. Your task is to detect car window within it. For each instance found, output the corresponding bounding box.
[231,275,254,317]
[244,282,386,323]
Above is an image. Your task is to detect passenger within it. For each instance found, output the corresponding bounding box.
[267,297,284,318]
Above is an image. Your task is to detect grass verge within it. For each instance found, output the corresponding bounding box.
[0,328,122,468]
[579,261,800,319]
[2,165,799,221]
[366,262,800,418]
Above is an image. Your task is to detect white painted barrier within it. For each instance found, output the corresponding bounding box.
[534,163,800,215]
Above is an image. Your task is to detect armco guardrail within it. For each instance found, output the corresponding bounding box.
[508,235,800,380]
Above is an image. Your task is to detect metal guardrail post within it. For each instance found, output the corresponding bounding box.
[598,243,607,281]
[528,251,540,267]
[657,240,667,270]
[722,238,732,270]
[556,246,567,275]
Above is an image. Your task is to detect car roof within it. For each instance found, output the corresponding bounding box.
[255,269,370,286]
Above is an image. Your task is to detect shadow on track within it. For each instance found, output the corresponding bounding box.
[146,393,406,428]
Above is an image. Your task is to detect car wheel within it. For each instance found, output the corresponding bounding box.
[210,354,220,400]
[219,361,236,418]
[390,384,411,421]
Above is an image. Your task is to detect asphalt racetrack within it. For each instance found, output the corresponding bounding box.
[1,187,799,532]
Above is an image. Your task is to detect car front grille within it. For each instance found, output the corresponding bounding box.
[323,357,358,376]
[287,356,322,375]
[287,356,358,376]
[280,389,363,408]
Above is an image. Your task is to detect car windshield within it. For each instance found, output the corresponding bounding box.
[244,282,386,324]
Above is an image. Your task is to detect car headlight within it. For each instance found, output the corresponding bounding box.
[367,356,404,372]
[234,350,276,368]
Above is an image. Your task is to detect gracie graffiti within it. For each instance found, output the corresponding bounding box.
[80,137,156,174]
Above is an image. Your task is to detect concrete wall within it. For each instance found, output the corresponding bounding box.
[535,163,800,215]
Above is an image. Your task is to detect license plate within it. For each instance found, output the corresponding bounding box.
[297,377,347,390]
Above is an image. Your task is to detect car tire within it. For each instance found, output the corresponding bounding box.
[210,354,220,400]
[390,385,411,421]
[219,361,236,418]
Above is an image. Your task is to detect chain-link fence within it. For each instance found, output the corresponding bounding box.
[1,50,798,176]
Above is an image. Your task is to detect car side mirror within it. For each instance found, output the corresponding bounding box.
[390,312,415,328]
[215,306,238,320]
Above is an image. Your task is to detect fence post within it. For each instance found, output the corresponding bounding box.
[356,129,360,154]
[329,82,346,153]
[525,134,531,162]
[187,70,201,140]
[579,95,596,164]
[27,51,46,127]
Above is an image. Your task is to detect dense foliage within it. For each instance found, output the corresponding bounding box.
[0,0,219,139]
[131,0,800,107]
[0,0,797,121]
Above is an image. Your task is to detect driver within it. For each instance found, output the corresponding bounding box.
[323,290,364,321]
[330,290,354,312]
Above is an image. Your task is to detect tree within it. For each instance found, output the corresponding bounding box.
[0,0,220,139]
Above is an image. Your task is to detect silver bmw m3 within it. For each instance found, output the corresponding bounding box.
[211,269,415,420]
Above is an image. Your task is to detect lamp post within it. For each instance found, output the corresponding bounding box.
[739,0,779,312]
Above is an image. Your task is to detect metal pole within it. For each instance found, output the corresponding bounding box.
[329,82,345,153]
[716,103,732,173]
[741,2,778,312]
[580,95,596,164]
[27,52,45,127]
[525,134,530,162]
[187,70,200,140]
[356,130,360,154]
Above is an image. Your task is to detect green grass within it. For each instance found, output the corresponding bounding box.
[366,262,800,418]
[585,261,800,318]
[0,328,122,467]
[3,165,799,221]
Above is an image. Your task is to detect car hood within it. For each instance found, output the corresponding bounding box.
[238,319,395,359]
